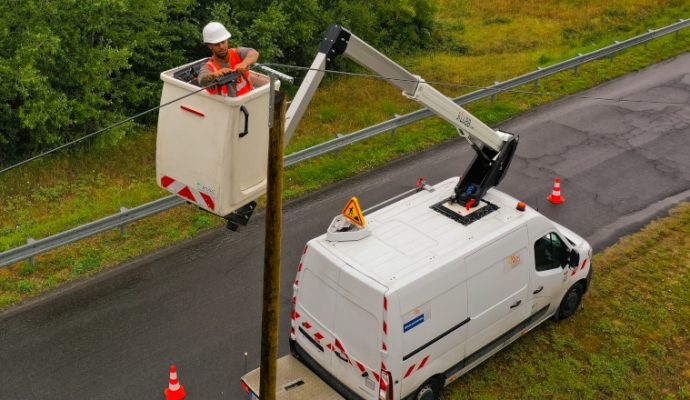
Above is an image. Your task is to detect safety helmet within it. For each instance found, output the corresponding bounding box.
[203,22,231,44]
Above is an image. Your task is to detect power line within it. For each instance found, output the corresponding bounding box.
[3,61,685,175]
[262,62,690,106]
[0,85,206,175]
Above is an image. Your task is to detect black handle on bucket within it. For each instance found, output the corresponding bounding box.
[239,106,249,138]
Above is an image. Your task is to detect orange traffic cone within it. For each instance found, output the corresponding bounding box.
[164,365,186,400]
[547,178,565,204]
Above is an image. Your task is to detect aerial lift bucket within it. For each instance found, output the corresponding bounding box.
[156,59,280,218]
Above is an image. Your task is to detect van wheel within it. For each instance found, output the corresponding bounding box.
[415,377,444,400]
[555,282,583,321]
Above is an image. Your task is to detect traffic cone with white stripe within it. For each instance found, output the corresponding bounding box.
[164,365,186,400]
[547,178,565,204]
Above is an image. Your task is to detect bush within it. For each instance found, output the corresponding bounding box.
[0,0,436,166]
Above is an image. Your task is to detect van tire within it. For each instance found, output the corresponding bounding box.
[414,376,444,400]
[555,282,583,321]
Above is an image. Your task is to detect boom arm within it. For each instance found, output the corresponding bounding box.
[284,25,519,207]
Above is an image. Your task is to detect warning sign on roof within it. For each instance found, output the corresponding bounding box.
[342,197,366,228]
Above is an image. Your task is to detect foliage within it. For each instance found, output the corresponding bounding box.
[2,0,690,314]
[0,0,436,166]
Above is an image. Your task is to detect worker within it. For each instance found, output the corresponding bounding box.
[198,22,259,97]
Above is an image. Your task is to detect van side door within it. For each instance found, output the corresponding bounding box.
[465,227,530,356]
[529,232,570,314]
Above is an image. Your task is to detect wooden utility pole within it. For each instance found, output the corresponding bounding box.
[259,88,286,400]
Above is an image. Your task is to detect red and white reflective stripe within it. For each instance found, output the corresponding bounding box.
[418,355,429,370]
[355,360,366,373]
[290,246,307,341]
[161,176,215,211]
[403,365,415,379]
[180,105,205,117]
[380,295,390,396]
[334,338,351,363]
[381,295,389,353]
[301,327,376,385]
[403,355,431,379]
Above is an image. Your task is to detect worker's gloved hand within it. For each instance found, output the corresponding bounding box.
[217,67,234,76]
[216,71,240,86]
[234,62,248,74]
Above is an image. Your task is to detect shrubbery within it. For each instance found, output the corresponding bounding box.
[0,0,436,166]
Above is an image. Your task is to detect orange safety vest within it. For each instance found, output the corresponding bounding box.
[205,49,252,96]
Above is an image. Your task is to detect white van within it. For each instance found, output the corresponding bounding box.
[262,177,592,400]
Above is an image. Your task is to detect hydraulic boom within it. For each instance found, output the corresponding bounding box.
[284,25,519,207]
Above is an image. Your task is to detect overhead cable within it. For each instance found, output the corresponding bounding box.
[261,62,690,106]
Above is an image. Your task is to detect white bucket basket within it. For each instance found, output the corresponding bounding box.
[156,59,280,217]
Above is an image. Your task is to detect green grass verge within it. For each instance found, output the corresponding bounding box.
[2,2,690,309]
[445,202,690,400]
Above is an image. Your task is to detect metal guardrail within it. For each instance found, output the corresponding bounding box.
[1,18,688,268]
[1,196,185,268]
[285,18,690,166]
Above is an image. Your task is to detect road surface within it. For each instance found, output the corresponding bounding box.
[1,53,689,399]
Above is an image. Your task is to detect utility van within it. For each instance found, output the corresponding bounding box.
[242,178,592,400]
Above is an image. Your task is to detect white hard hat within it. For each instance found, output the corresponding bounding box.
[203,22,231,43]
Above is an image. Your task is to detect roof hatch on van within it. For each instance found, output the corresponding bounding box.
[430,198,499,225]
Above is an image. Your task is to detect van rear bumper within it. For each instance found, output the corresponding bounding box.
[240,352,344,399]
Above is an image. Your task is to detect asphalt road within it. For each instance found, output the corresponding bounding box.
[2,54,690,399]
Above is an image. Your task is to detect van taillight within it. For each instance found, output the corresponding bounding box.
[240,379,250,394]
[378,369,393,400]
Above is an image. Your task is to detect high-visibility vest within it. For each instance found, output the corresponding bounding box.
[205,49,252,96]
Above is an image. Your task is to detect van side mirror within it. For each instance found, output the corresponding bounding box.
[568,249,580,268]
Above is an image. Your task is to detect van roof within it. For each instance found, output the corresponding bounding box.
[314,177,540,291]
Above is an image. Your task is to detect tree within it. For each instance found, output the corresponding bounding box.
[0,0,197,165]
[0,0,436,165]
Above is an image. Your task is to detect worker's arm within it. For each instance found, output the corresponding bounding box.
[197,64,220,87]
[234,47,259,73]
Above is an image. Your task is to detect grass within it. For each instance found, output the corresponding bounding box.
[444,202,690,400]
[1,1,690,309]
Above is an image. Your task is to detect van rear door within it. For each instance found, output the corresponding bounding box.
[329,265,386,399]
[295,266,337,377]
[295,243,385,400]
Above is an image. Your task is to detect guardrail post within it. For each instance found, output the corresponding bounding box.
[335,133,343,157]
[119,207,128,237]
[27,238,36,267]
[491,82,499,103]
[534,68,542,89]
[645,30,654,49]
[391,114,400,141]
[574,54,584,75]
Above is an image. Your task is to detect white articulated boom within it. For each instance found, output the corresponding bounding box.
[285,25,519,208]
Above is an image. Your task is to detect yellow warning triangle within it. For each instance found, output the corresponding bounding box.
[341,197,366,228]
